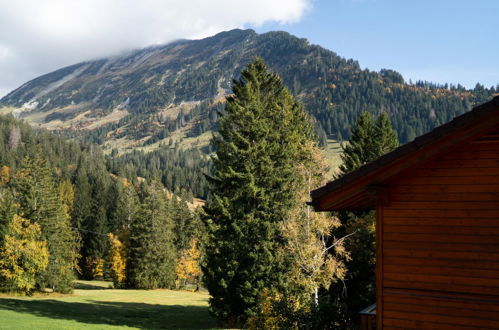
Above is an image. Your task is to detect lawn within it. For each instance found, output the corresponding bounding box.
[0,281,219,329]
[324,139,343,179]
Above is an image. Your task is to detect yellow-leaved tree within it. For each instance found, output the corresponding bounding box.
[176,238,202,289]
[107,233,127,287]
[0,165,10,186]
[248,141,350,329]
[0,214,49,294]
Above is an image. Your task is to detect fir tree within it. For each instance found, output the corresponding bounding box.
[338,112,377,175]
[203,57,315,323]
[126,181,176,289]
[375,112,399,156]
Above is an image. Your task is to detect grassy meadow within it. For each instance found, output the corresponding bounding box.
[325,139,343,178]
[0,281,219,329]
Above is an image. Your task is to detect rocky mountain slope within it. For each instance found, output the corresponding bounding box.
[1,29,496,154]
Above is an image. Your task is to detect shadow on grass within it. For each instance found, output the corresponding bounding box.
[0,298,219,329]
[73,282,111,290]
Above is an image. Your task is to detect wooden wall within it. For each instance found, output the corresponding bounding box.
[379,136,499,329]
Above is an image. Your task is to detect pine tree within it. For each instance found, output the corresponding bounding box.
[375,112,398,156]
[203,57,315,323]
[338,112,377,175]
[126,181,176,289]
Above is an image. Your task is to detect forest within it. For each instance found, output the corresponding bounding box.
[0,114,206,293]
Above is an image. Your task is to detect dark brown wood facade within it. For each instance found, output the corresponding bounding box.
[311,97,499,329]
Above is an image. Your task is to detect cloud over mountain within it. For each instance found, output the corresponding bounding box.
[0,0,310,97]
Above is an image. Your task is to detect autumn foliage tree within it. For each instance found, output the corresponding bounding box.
[176,238,202,289]
[107,232,127,288]
[249,142,350,329]
[0,214,49,294]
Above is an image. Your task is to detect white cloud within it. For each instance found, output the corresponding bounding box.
[0,0,311,97]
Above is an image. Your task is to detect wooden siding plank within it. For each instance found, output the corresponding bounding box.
[384,249,499,262]
[384,208,499,218]
[395,176,499,185]
[384,256,499,270]
[384,310,499,329]
[384,224,499,234]
[387,201,499,210]
[383,264,499,279]
[391,184,499,193]
[390,192,499,202]
[413,167,499,176]
[384,302,499,324]
[384,292,499,312]
[384,217,499,226]
[384,272,499,288]
[423,158,499,169]
[384,317,478,330]
[439,150,499,160]
[384,241,499,253]
[383,232,499,244]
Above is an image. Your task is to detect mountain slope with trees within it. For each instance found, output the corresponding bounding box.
[1,29,496,154]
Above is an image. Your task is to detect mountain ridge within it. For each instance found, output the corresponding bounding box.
[1,28,496,154]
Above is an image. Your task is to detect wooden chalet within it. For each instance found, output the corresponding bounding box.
[311,96,499,329]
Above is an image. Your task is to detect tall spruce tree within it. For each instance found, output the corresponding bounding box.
[335,111,398,319]
[126,181,176,289]
[339,111,398,175]
[338,112,377,175]
[203,58,315,323]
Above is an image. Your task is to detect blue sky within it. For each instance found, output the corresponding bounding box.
[251,0,499,89]
[0,0,496,97]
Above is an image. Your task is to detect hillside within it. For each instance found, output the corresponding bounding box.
[1,29,497,154]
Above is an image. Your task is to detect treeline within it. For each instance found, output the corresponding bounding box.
[0,115,206,293]
[107,146,213,199]
[254,31,498,143]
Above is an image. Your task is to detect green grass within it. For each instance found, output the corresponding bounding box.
[0,281,220,329]
[324,139,343,179]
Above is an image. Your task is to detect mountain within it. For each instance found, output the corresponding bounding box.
[0,29,497,154]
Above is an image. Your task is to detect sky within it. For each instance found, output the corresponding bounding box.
[0,0,497,98]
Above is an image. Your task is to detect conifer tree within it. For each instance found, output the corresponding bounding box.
[110,179,141,231]
[339,111,398,176]
[203,57,315,323]
[126,181,176,289]
[375,112,399,156]
[338,112,377,175]
[12,155,77,293]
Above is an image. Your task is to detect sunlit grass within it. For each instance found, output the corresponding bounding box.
[0,280,219,329]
